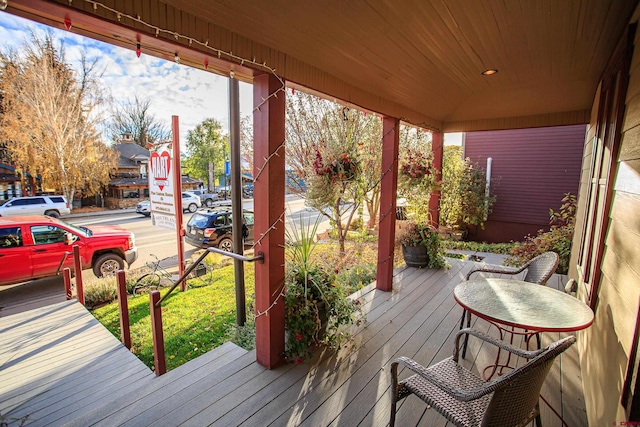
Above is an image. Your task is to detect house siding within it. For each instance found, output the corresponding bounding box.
[571,9,640,425]
[463,125,586,242]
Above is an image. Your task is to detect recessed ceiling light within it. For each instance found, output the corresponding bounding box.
[482,69,498,76]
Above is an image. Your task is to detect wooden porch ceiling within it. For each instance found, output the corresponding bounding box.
[6,0,639,132]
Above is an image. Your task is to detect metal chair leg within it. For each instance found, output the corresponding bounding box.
[462,310,471,359]
[389,400,397,427]
[535,412,543,427]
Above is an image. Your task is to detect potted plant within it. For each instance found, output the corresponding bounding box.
[284,215,363,363]
[396,220,447,269]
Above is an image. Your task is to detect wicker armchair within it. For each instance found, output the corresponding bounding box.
[389,329,575,427]
[460,251,559,358]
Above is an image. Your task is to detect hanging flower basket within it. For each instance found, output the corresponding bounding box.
[313,149,360,182]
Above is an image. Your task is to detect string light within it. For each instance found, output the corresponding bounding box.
[64,17,72,30]
[136,43,141,58]
[174,52,180,64]
[254,281,286,320]
[203,58,209,69]
[78,0,438,133]
[0,0,6,11]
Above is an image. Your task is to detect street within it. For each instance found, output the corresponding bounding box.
[0,195,363,313]
[65,195,335,278]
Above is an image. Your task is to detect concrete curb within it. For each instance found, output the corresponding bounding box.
[63,208,137,219]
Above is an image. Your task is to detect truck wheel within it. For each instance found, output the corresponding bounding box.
[218,238,232,252]
[93,253,125,277]
[45,210,60,218]
[205,198,214,207]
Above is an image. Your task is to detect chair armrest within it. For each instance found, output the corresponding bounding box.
[454,328,543,361]
[465,265,523,280]
[391,356,494,402]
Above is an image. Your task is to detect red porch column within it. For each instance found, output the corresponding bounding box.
[429,131,443,228]
[376,116,400,292]
[253,73,286,369]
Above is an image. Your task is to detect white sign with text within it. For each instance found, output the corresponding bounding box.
[148,143,176,230]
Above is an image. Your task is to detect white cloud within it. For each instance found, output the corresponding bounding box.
[0,11,254,152]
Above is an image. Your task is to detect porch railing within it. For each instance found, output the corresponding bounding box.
[145,248,264,376]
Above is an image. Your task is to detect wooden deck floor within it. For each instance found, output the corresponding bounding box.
[1,259,587,426]
[0,300,155,426]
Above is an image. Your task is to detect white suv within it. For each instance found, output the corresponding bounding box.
[0,195,71,218]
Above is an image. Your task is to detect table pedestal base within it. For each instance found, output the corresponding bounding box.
[482,321,541,381]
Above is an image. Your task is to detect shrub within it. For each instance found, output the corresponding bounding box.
[84,277,118,308]
[440,239,514,254]
[336,263,377,295]
[349,216,364,231]
[440,146,496,230]
[504,193,576,274]
[226,321,256,351]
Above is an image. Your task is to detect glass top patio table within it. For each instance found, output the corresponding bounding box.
[454,278,594,332]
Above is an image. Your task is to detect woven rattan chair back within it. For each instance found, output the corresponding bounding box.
[481,336,575,426]
[522,252,559,286]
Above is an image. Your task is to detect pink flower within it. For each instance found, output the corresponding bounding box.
[295,357,303,364]
[295,333,303,341]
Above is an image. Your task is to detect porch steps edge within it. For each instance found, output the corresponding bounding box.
[62,342,248,427]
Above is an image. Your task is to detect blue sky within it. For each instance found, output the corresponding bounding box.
[0,11,254,151]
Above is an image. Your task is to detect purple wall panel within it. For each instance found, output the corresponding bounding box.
[463,124,586,242]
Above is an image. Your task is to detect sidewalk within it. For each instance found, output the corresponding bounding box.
[63,207,136,219]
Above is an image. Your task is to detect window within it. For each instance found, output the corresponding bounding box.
[49,196,66,203]
[244,212,254,226]
[0,227,22,248]
[577,24,634,310]
[123,190,139,199]
[25,198,46,205]
[213,215,227,227]
[31,225,67,245]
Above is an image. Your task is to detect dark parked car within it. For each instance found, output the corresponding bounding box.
[185,208,254,251]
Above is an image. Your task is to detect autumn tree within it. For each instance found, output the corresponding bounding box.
[0,31,116,204]
[285,91,382,253]
[239,115,254,173]
[107,95,171,147]
[182,118,228,189]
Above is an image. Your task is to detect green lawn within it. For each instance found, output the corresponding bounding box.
[92,264,255,372]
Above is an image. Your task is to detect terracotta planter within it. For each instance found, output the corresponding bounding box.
[402,244,430,268]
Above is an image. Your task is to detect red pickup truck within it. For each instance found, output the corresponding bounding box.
[0,216,138,286]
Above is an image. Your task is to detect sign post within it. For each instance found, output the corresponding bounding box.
[171,116,186,291]
[148,115,186,291]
